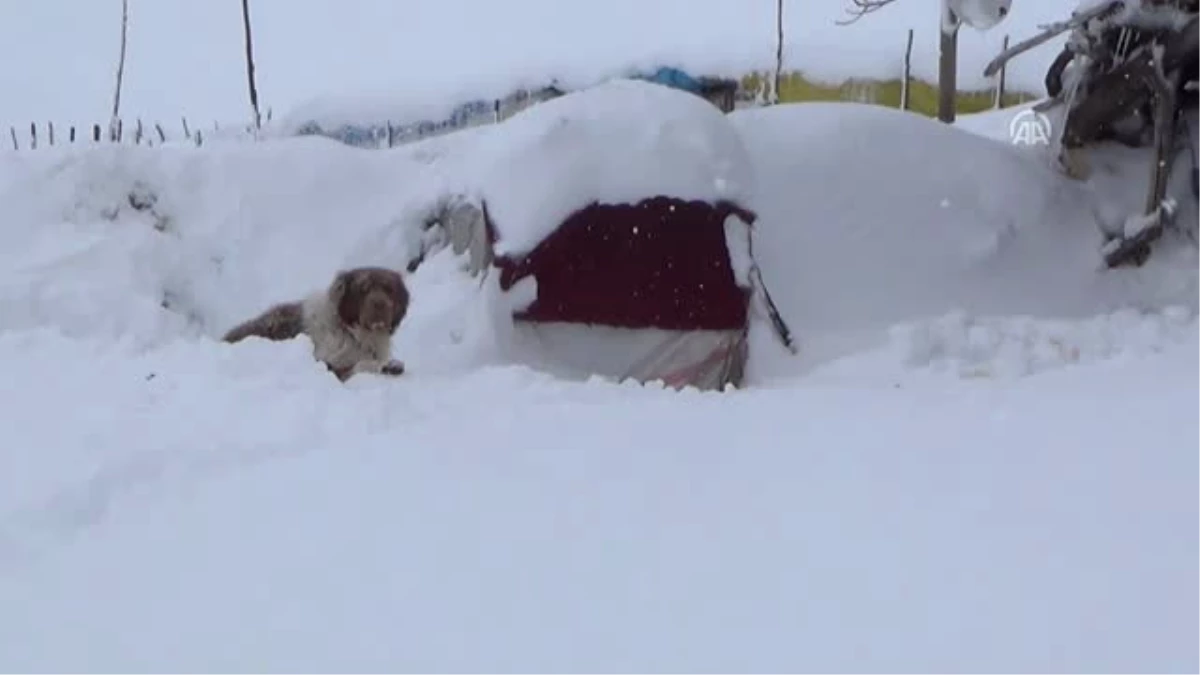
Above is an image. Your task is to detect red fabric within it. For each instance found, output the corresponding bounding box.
[493,197,754,331]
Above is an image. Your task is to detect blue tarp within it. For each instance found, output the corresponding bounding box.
[634,67,705,94]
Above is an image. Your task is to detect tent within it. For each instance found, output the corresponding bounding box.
[419,79,794,390]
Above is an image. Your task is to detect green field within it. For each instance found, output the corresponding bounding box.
[740,71,1038,117]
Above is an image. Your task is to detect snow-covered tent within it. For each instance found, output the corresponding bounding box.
[419,79,794,390]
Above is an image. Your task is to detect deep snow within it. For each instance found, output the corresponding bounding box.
[0,80,1196,671]
[0,324,1194,673]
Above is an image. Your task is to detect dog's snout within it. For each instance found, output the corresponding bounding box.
[363,292,394,328]
[998,5,1007,17]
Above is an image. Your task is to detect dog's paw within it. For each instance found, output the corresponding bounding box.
[380,360,406,376]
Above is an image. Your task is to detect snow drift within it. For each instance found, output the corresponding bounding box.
[730,101,1198,379]
[0,84,1195,673]
[0,131,488,365]
[1,89,1196,383]
[0,81,785,385]
[0,319,1194,673]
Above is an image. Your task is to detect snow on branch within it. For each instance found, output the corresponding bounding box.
[837,0,1012,30]
[949,0,1013,31]
[835,0,901,25]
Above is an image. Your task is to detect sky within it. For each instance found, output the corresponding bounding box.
[0,0,1078,132]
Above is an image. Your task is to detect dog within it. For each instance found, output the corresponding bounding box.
[222,266,410,382]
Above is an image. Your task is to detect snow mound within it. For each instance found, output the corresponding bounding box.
[0,85,767,380]
[472,79,753,256]
[735,101,1062,333]
[731,101,1198,379]
[0,135,479,349]
[1,95,1195,386]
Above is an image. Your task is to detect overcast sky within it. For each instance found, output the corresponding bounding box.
[0,0,1076,131]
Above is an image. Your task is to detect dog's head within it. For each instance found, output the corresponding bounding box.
[329,266,410,334]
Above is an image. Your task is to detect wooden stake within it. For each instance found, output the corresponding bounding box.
[111,0,129,124]
[241,0,262,129]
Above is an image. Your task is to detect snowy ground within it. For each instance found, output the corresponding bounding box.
[0,323,1194,672]
[4,0,1081,132]
[0,83,1196,671]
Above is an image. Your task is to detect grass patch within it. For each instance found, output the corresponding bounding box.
[741,71,1037,116]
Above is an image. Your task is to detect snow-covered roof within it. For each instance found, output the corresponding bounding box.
[469,78,754,257]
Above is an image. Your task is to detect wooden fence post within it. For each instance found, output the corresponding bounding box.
[9,127,17,150]
[772,0,784,105]
[93,124,101,142]
[30,122,37,150]
[993,34,1009,109]
[901,28,914,111]
[156,123,166,143]
[70,126,76,143]
[48,122,55,146]
[111,0,129,123]
[241,0,262,129]
[938,6,960,123]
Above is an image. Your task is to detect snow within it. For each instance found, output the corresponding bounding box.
[0,135,475,352]
[0,320,1195,672]
[838,305,1198,380]
[2,0,1090,133]
[1122,199,1173,239]
[472,79,752,256]
[949,0,1015,30]
[723,213,755,288]
[0,79,1197,670]
[731,101,1196,381]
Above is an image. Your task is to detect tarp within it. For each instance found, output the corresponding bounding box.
[635,67,706,94]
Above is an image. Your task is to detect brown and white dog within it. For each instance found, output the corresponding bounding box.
[222,266,410,382]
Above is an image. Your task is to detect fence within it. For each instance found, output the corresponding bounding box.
[6,111,279,151]
[739,30,1028,115]
[4,86,558,152]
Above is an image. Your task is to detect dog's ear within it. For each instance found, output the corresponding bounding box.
[329,270,361,327]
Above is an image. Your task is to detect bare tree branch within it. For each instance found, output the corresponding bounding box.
[836,0,901,26]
